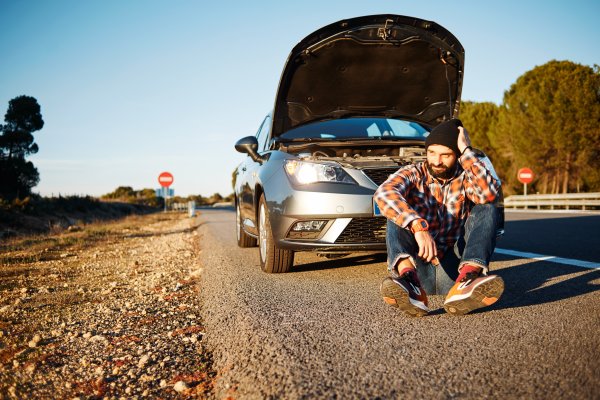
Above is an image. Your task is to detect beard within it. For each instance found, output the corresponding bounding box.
[427,162,458,180]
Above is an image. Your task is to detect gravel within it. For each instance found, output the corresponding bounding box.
[0,213,214,399]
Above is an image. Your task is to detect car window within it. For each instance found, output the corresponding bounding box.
[279,118,429,140]
[255,115,272,152]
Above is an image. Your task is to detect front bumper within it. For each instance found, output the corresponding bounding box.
[265,180,387,252]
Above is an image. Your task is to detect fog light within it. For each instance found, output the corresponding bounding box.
[292,220,327,232]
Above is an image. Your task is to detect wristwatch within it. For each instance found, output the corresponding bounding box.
[410,219,429,233]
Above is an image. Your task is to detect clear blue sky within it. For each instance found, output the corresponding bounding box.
[1,0,598,198]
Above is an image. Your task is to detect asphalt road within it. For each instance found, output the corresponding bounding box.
[198,209,599,399]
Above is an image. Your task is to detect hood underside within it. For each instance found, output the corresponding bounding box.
[272,15,465,138]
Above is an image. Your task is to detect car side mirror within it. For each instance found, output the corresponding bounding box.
[235,136,264,164]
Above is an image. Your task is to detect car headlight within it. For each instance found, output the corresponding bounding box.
[284,160,356,185]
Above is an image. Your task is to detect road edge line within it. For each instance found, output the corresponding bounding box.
[495,248,600,269]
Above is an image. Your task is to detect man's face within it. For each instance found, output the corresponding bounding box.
[426,144,457,179]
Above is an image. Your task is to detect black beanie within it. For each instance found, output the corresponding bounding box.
[425,119,463,156]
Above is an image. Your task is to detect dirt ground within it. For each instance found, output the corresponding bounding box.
[0,212,215,399]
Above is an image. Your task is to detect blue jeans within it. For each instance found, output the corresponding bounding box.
[386,204,499,295]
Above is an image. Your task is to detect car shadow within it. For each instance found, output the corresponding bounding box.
[292,253,387,273]
[478,253,600,313]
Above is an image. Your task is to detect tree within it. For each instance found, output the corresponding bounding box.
[459,101,511,186]
[207,193,223,205]
[0,96,44,199]
[495,61,600,193]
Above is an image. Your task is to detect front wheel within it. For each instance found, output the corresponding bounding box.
[258,194,294,273]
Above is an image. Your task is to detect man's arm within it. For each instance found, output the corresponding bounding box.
[457,126,500,204]
[374,165,438,262]
[373,165,422,228]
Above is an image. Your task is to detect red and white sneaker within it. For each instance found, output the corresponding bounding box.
[444,268,504,315]
[380,269,429,317]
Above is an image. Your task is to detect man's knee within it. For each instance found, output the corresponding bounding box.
[470,203,498,225]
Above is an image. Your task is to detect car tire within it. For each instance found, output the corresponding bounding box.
[258,194,294,273]
[236,200,257,248]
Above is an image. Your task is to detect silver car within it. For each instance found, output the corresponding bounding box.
[234,15,466,273]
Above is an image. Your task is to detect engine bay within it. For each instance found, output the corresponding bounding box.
[279,141,426,168]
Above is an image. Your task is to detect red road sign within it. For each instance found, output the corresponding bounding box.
[517,168,534,184]
[158,171,174,187]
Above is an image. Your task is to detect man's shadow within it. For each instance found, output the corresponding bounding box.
[488,253,600,311]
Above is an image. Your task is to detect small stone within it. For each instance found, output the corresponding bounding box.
[83,332,92,339]
[173,381,189,393]
[138,354,150,368]
[159,379,167,388]
[28,334,42,348]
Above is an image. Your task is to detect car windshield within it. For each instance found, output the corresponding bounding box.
[279,118,429,140]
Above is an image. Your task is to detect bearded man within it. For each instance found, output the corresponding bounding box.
[374,119,504,317]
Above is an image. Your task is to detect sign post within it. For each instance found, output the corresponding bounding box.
[517,168,534,196]
[158,171,174,212]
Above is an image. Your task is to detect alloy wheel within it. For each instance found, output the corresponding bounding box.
[259,202,267,262]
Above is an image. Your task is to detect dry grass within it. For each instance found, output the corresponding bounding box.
[0,213,178,266]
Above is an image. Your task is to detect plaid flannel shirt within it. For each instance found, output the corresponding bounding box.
[374,148,500,258]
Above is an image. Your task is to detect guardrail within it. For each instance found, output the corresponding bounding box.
[504,192,600,210]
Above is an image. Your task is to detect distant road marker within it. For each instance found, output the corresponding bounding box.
[495,248,599,270]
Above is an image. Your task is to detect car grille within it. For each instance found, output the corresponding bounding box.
[335,217,387,244]
[361,167,400,186]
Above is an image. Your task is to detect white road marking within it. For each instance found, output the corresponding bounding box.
[495,248,600,270]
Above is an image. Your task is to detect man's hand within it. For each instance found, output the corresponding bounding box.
[414,231,437,262]
[457,126,472,154]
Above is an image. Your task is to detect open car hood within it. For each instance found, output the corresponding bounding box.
[271,15,464,138]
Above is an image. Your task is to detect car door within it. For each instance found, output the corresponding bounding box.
[238,114,272,235]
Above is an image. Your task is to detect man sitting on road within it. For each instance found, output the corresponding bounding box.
[374,119,504,316]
